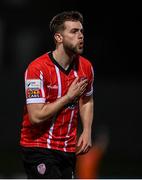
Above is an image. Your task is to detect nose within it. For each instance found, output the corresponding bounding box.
[79,31,84,39]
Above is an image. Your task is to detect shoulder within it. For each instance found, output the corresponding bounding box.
[29,53,48,67]
[79,55,93,69]
[27,52,51,70]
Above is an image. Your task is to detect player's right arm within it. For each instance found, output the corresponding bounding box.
[25,63,88,124]
[27,77,87,124]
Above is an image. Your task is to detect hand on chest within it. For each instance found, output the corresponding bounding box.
[46,69,87,100]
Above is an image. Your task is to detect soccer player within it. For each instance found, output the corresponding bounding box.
[20,10,94,179]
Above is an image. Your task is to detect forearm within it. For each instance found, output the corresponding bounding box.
[79,96,94,131]
[28,94,70,124]
[76,96,94,154]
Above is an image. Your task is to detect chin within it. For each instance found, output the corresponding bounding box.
[76,48,83,55]
[78,50,83,55]
[71,47,83,55]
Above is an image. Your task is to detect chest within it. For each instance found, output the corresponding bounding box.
[44,65,87,100]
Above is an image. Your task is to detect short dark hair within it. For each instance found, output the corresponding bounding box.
[49,11,83,36]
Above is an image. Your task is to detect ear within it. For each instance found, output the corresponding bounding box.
[54,33,63,43]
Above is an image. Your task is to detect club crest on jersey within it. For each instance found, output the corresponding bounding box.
[67,101,78,109]
[68,104,76,109]
[37,163,46,175]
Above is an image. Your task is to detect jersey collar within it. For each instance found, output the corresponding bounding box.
[48,51,77,75]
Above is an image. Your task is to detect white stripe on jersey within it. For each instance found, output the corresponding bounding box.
[47,125,54,149]
[74,70,78,77]
[55,66,62,98]
[64,110,75,152]
[27,98,46,104]
[25,70,28,93]
[85,65,94,96]
[47,65,62,148]
[63,69,78,151]
[40,71,45,97]
[85,89,93,96]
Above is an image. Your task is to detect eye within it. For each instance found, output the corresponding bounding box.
[70,28,84,34]
[80,29,84,34]
[71,29,78,33]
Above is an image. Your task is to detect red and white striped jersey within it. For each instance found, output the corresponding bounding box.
[20,52,94,152]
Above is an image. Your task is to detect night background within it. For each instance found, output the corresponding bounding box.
[0,0,142,178]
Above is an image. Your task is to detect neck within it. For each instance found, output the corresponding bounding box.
[52,48,76,70]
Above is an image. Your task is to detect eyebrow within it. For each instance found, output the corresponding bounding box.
[70,28,84,32]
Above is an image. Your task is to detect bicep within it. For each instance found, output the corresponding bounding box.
[27,103,45,123]
[79,95,94,115]
[79,94,94,106]
[79,95,94,128]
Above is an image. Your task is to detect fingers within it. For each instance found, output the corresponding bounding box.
[76,136,83,155]
[72,77,79,85]
[76,146,83,155]
[76,144,90,155]
[76,78,88,93]
[83,144,91,153]
[79,83,88,95]
[77,136,82,147]
[77,78,88,87]
[67,77,88,101]
[70,77,88,90]
[76,141,91,155]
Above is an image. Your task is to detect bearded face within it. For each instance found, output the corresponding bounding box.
[63,38,84,55]
[60,21,84,55]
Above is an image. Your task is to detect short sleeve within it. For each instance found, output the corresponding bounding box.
[84,64,94,97]
[25,64,46,104]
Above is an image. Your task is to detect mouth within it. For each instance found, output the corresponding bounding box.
[78,41,84,49]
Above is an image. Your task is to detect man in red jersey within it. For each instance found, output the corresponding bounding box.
[20,10,94,179]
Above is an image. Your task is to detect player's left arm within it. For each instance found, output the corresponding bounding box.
[76,94,94,155]
[76,63,94,155]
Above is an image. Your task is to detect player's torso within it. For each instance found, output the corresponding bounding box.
[21,52,90,152]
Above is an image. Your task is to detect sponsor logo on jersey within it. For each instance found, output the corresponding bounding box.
[26,79,41,89]
[27,89,40,98]
[47,85,58,89]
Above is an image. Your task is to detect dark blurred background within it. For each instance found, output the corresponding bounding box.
[0,0,142,178]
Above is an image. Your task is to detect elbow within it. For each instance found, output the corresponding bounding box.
[29,115,41,125]
[28,113,51,125]
[28,113,45,125]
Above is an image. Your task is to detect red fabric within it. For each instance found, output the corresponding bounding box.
[20,52,94,152]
